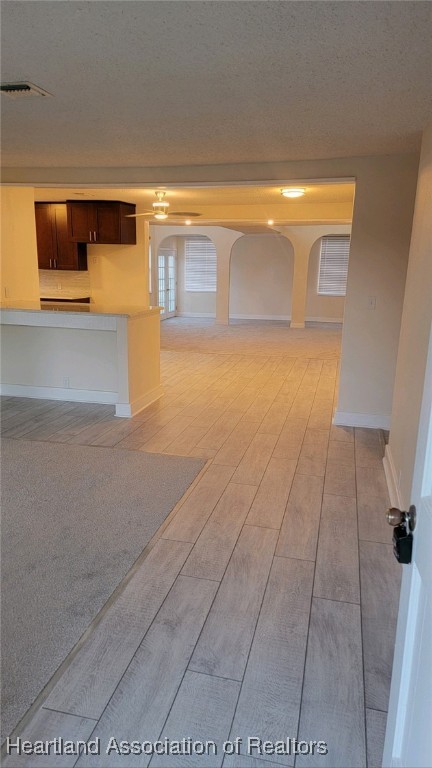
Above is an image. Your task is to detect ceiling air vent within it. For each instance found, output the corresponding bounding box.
[1,82,52,99]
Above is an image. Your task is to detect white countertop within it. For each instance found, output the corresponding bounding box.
[0,301,162,319]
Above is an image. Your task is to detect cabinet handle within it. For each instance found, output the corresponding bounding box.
[89,231,92,242]
[49,258,52,269]
[94,230,97,242]
[54,259,57,269]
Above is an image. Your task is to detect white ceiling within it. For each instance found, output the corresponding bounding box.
[33,182,355,225]
[2,1,432,169]
[33,182,355,206]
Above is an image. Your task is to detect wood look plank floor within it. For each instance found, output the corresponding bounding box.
[1,318,400,768]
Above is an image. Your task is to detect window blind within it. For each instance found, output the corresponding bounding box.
[185,236,217,291]
[317,235,350,296]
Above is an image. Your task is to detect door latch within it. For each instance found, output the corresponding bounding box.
[386,505,416,564]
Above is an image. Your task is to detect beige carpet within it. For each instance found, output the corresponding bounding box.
[1,438,204,739]
[161,317,342,358]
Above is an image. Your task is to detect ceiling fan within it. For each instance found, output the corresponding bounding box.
[126,191,201,222]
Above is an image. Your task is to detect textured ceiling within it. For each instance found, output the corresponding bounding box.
[2,1,432,169]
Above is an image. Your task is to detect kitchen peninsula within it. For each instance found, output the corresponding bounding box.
[0,302,162,417]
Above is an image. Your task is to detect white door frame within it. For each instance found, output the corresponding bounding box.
[158,247,177,320]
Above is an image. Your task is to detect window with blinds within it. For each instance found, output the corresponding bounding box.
[317,235,351,296]
[184,236,217,291]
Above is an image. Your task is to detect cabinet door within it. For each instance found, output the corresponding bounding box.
[119,203,137,244]
[95,202,136,244]
[35,203,56,269]
[94,202,120,244]
[67,202,94,242]
[54,204,87,270]
[67,201,136,245]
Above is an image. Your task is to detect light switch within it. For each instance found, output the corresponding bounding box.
[367,296,376,310]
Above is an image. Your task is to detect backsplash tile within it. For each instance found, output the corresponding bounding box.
[39,270,91,299]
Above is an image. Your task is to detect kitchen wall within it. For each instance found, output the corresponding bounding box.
[87,217,149,306]
[0,187,40,302]
[229,234,294,320]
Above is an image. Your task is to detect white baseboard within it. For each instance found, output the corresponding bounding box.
[0,383,117,405]
[229,313,290,321]
[0,382,164,420]
[383,444,403,508]
[305,317,344,324]
[115,385,163,418]
[333,410,391,430]
[177,312,216,318]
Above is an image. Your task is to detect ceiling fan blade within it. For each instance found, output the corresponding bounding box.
[125,211,155,217]
[170,211,201,217]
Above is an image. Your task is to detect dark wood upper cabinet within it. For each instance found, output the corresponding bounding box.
[67,201,136,244]
[35,203,56,270]
[35,203,87,271]
[66,202,94,243]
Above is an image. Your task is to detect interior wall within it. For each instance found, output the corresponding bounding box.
[332,156,418,428]
[0,187,40,302]
[229,235,294,320]
[305,224,351,322]
[87,218,149,306]
[385,122,432,509]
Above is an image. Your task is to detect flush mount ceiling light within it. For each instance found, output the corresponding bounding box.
[281,187,305,198]
[267,219,274,225]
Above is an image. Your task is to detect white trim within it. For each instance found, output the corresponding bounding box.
[0,308,118,331]
[383,444,404,509]
[0,383,164,419]
[0,383,117,404]
[333,410,391,429]
[229,313,290,321]
[177,312,216,318]
[115,385,163,418]
[290,322,305,329]
[305,316,344,324]
[3,175,357,188]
